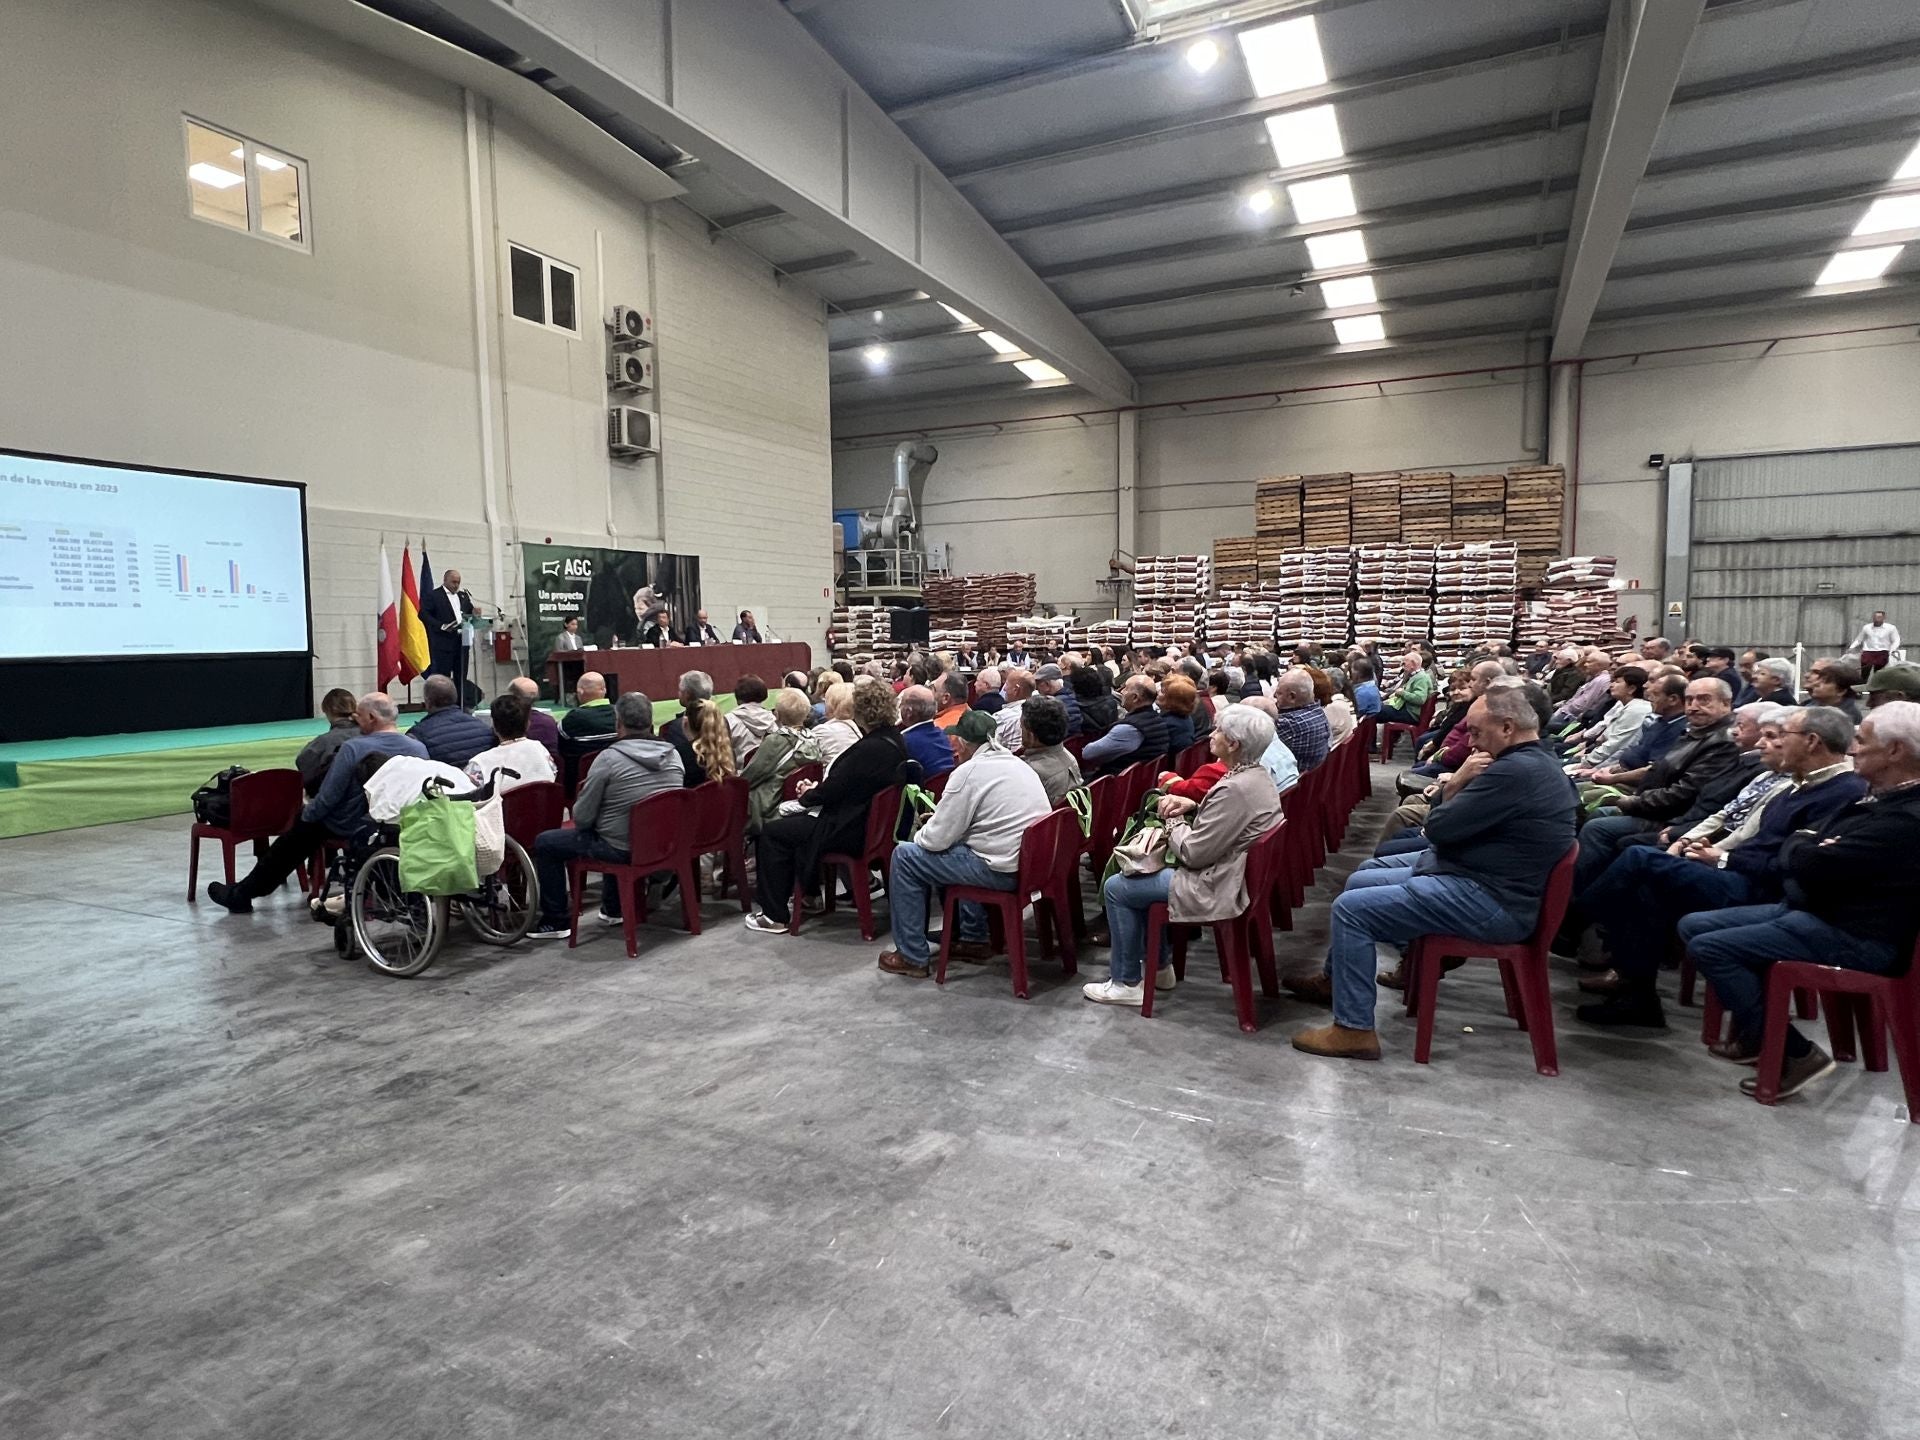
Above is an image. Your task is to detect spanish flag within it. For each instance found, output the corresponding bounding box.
[398,545,430,682]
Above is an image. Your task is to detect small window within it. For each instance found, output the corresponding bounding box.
[183,118,309,251]
[507,243,581,336]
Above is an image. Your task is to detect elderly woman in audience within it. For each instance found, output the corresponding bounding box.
[1071,663,1120,738]
[1159,675,1200,756]
[740,689,823,834]
[1085,704,1282,1006]
[1021,695,1084,806]
[744,681,905,934]
[812,682,862,772]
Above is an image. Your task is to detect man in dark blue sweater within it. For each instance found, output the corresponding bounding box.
[1576,706,1865,1028]
[1293,683,1578,1059]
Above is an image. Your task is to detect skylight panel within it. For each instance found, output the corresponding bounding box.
[1264,105,1344,168]
[1332,314,1385,344]
[1287,173,1357,224]
[1853,194,1920,235]
[1320,275,1377,309]
[1305,229,1368,269]
[1014,359,1066,382]
[1237,17,1327,97]
[1814,246,1902,285]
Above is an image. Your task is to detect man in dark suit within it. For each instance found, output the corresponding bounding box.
[733,610,763,643]
[683,609,723,646]
[420,566,476,696]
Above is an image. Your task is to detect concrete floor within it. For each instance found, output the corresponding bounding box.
[3,774,1917,1440]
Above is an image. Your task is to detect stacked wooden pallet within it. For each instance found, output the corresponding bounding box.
[1450,474,1507,542]
[1254,535,1292,579]
[1505,464,1566,584]
[1350,471,1403,545]
[1213,535,1260,591]
[1253,476,1304,548]
[1400,471,1455,543]
[1301,473,1354,548]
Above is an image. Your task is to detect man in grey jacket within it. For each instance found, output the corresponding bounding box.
[529,691,685,937]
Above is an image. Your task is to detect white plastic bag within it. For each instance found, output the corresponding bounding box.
[472,793,506,876]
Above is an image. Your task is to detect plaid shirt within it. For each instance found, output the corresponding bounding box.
[1273,704,1330,772]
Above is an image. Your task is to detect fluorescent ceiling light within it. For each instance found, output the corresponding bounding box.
[1332,314,1385,344]
[1263,105,1344,168]
[1896,139,1920,181]
[1320,275,1377,308]
[1287,173,1357,224]
[1305,229,1368,269]
[188,162,244,189]
[1015,359,1066,382]
[1815,246,1902,286]
[862,344,889,368]
[1244,188,1277,215]
[1237,17,1327,98]
[871,309,884,322]
[1853,194,1920,235]
[977,331,1021,355]
[1185,38,1221,73]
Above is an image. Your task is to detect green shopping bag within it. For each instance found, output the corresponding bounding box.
[398,787,479,895]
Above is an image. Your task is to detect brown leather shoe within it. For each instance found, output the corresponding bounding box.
[945,939,994,961]
[1292,1022,1381,1061]
[877,950,931,979]
[1577,968,1622,995]
[1740,1046,1836,1099]
[1283,972,1333,1005]
[1708,1037,1760,1066]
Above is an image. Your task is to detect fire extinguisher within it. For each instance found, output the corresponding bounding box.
[493,622,514,664]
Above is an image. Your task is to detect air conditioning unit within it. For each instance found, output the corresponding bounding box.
[608,350,654,394]
[609,305,653,347]
[608,406,659,457]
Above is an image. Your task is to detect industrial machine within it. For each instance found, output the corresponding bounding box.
[840,441,937,597]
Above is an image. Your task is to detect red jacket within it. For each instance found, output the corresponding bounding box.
[1162,761,1227,802]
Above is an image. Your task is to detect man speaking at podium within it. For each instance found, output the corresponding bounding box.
[422,567,477,699]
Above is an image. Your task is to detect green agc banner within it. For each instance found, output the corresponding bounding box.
[520,543,703,666]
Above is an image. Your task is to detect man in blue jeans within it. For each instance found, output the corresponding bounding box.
[1680,701,1920,1098]
[1292,682,1578,1060]
[877,710,1051,979]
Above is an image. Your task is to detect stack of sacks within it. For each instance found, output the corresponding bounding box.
[1267,547,1353,649]
[1353,546,1435,652]
[925,572,1037,658]
[1006,615,1073,655]
[1204,599,1279,651]
[1534,555,1621,644]
[929,627,977,653]
[1432,542,1518,656]
[1134,555,1211,650]
[828,604,886,657]
[1086,618,1132,650]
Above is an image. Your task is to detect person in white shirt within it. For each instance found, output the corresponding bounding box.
[1570,665,1653,771]
[465,694,558,791]
[1848,611,1900,675]
[812,682,862,773]
[877,710,1051,979]
[994,668,1037,752]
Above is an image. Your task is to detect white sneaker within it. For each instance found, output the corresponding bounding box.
[743,911,787,935]
[596,908,621,927]
[1083,978,1145,1006]
[1155,965,1177,993]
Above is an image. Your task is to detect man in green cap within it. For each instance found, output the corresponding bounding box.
[1864,661,1920,708]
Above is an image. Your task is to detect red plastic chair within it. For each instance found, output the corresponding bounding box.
[1378,694,1438,762]
[1063,735,1090,762]
[935,807,1081,998]
[566,788,699,956]
[1173,739,1211,778]
[1140,819,1288,1031]
[797,785,903,941]
[1401,844,1579,1075]
[1742,938,1920,1118]
[686,777,750,913]
[923,768,953,799]
[1119,758,1159,823]
[188,768,305,901]
[501,780,565,852]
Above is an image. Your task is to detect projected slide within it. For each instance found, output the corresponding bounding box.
[0,451,310,659]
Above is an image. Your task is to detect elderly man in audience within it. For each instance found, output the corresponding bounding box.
[1081,675,1170,778]
[1697,647,1750,706]
[411,674,494,768]
[207,693,428,913]
[561,671,617,737]
[971,667,1006,715]
[1679,701,1920,1097]
[726,675,775,766]
[1086,705,1282,1006]
[1347,657,1382,718]
[1641,637,1674,664]
[1270,669,1332,773]
[878,709,1052,979]
[1290,685,1577,1057]
[1576,705,1863,1027]
[1749,656,1796,705]
[1021,695,1083,805]
[994,668,1037,751]
[1070,664,1120,738]
[898,684,957,781]
[1405,659,1505,784]
[1805,656,1864,722]
[1570,672,1688,782]
[1865,662,1920,707]
[1545,647,1585,707]
[1033,663,1081,737]
[1549,648,1615,732]
[1378,649,1435,725]
[741,689,822,834]
[932,672,972,731]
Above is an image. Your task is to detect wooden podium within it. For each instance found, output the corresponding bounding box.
[547,642,811,702]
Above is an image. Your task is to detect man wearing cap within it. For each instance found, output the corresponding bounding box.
[1035,662,1081,736]
[879,709,1051,980]
[1847,611,1901,678]
[1865,661,1920,708]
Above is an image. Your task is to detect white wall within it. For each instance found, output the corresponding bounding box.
[833,296,1920,641]
[0,0,835,703]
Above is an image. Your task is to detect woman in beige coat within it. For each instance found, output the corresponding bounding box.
[1086,704,1283,1005]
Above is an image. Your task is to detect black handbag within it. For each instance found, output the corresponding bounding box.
[190,766,250,827]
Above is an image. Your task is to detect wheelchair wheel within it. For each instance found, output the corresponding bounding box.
[349,846,445,978]
[457,837,537,946]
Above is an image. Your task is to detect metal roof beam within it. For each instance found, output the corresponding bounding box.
[1591,273,1920,328]
[1550,0,1709,361]
[1105,278,1559,350]
[827,322,983,352]
[778,250,870,277]
[1625,175,1920,238]
[1128,321,1548,377]
[831,351,1033,385]
[826,288,931,315]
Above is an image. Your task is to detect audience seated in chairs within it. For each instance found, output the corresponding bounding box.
[1020,695,1083,806]
[726,674,775,767]
[1348,657,1382,717]
[529,691,684,938]
[1804,656,1864,723]
[1549,648,1615,733]
[661,670,738,788]
[898,685,957,781]
[1271,670,1332,773]
[465,693,558,791]
[1749,656,1795,706]
[1563,665,1650,769]
[994,668,1037,751]
[1071,664,1120,738]
[1086,704,1282,1007]
[1290,682,1576,1059]
[1568,671,1688,786]
[971,667,1005,714]
[295,687,360,797]
[560,671,617,738]
[878,710,1053,980]
[744,681,905,934]
[933,671,973,732]
[812,683,862,772]
[1679,700,1920,1099]
[1081,676,1169,778]
[741,688,823,835]
[411,675,495,768]
[1575,705,1863,1028]
[206,693,428,913]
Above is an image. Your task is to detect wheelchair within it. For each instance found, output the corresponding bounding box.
[313,770,538,977]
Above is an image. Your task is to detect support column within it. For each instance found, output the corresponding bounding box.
[1545,363,1580,552]
[1114,411,1139,612]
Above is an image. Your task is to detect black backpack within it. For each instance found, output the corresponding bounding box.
[191,766,251,827]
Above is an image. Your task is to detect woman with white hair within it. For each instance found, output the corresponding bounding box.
[1086,704,1282,1006]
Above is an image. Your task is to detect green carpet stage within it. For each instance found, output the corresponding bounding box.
[0,699,708,839]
